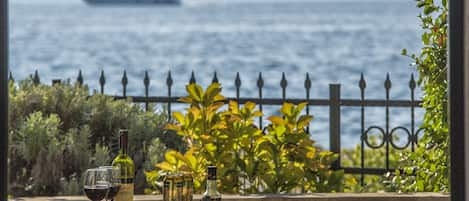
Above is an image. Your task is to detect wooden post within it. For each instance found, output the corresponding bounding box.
[450,0,466,200]
[0,0,8,200]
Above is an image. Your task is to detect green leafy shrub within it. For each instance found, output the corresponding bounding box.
[143,138,168,171]
[341,142,400,192]
[8,79,182,196]
[385,0,448,192]
[145,83,343,194]
[17,112,64,195]
[260,103,342,193]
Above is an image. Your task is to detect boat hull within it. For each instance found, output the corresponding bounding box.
[84,0,180,5]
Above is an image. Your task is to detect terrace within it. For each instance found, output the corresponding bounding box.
[0,0,467,201]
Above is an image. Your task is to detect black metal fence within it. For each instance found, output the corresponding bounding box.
[19,70,423,186]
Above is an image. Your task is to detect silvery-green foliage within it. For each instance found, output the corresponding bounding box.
[63,126,92,177]
[93,144,111,167]
[24,114,64,195]
[143,138,167,171]
[18,112,61,164]
[8,80,182,196]
[59,175,81,196]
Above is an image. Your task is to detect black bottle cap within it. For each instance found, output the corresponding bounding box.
[119,129,128,154]
[207,166,217,180]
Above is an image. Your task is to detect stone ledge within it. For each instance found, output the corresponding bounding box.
[12,193,450,201]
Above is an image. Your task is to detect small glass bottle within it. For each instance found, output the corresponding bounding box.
[175,174,184,201]
[201,166,221,201]
[183,173,193,201]
[163,173,175,201]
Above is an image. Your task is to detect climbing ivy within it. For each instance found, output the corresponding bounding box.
[385,0,448,192]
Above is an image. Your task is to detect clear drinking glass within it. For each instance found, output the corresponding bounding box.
[83,168,110,201]
[99,166,122,201]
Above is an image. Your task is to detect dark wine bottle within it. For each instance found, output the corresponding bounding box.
[201,166,221,201]
[112,129,135,201]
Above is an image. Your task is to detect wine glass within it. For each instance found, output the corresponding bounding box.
[83,168,110,201]
[99,166,121,201]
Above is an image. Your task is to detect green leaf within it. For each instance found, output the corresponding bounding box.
[186,84,203,102]
[268,116,284,125]
[401,48,407,55]
[422,32,430,45]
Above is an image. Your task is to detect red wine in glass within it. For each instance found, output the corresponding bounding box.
[84,185,109,201]
[83,168,110,201]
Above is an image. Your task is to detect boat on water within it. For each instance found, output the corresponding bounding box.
[84,0,181,5]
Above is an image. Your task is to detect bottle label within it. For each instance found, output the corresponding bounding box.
[120,178,134,183]
[115,183,134,201]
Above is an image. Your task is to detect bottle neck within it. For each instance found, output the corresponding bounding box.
[120,133,128,155]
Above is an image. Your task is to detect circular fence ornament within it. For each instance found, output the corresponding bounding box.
[363,126,386,149]
[389,126,412,150]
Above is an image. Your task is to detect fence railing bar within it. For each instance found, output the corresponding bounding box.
[280,72,287,101]
[384,73,391,171]
[122,70,128,97]
[111,96,422,107]
[342,167,400,175]
[99,70,105,94]
[257,72,264,130]
[341,99,421,107]
[235,72,241,101]
[167,71,173,121]
[305,73,311,134]
[410,73,416,152]
[329,84,341,170]
[144,71,150,112]
[359,73,366,186]
[112,96,327,105]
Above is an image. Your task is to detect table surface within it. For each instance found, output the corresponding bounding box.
[10,193,450,201]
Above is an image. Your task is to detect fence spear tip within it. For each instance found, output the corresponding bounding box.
[384,73,392,89]
[189,71,196,84]
[77,70,83,85]
[33,70,40,84]
[257,72,264,88]
[280,72,287,88]
[99,70,106,85]
[122,70,128,80]
[212,71,219,84]
[144,71,150,86]
[235,72,241,87]
[359,73,366,89]
[304,73,311,89]
[409,73,416,89]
